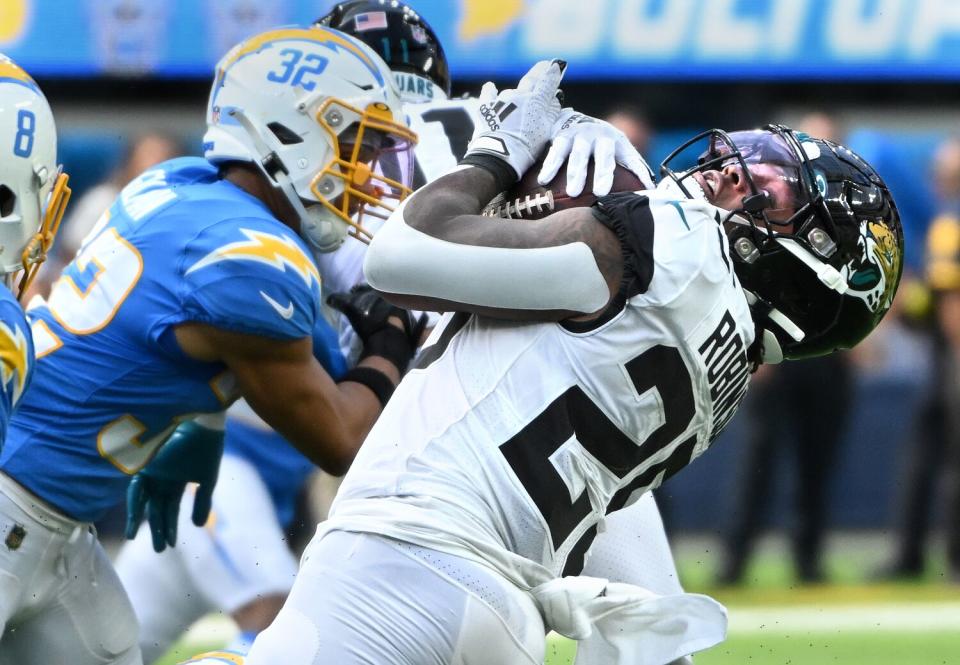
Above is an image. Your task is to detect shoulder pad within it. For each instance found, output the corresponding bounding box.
[181,222,321,340]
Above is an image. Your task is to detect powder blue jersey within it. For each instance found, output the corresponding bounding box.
[1,158,322,522]
[0,286,33,445]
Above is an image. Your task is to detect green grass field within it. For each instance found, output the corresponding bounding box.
[700,631,959,665]
[543,631,960,665]
[156,541,960,665]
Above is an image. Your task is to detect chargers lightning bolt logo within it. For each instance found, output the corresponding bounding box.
[0,321,31,406]
[186,229,321,289]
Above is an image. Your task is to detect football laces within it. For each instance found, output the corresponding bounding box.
[482,190,556,219]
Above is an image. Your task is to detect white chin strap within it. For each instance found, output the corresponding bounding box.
[743,290,803,365]
[760,329,785,364]
[776,236,848,294]
[740,233,848,364]
[229,109,348,253]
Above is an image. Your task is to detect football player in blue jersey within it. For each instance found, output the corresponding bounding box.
[115,316,351,663]
[0,28,423,665]
[0,56,69,445]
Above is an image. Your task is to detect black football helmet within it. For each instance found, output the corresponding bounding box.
[661,124,904,361]
[315,0,451,98]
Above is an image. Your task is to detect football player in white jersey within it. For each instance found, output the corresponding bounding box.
[117,11,652,663]
[245,60,903,665]
[315,4,695,664]
[317,6,700,653]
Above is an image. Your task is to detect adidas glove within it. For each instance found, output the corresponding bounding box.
[461,59,567,191]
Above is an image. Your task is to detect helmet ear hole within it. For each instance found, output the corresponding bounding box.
[266,122,304,145]
[0,185,16,217]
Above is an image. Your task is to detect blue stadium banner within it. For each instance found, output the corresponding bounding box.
[3,0,960,79]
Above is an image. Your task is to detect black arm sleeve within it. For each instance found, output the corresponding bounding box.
[591,192,656,299]
[561,193,656,333]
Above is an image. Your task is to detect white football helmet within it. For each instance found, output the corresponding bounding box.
[203,27,416,253]
[0,54,70,297]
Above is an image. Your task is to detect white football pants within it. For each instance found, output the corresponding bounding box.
[584,491,684,595]
[246,530,546,665]
[0,472,141,665]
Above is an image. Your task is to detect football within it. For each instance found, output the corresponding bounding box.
[483,152,650,220]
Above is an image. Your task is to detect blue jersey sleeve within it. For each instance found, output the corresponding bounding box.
[179,220,322,340]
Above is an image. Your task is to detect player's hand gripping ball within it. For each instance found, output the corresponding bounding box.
[539,109,654,197]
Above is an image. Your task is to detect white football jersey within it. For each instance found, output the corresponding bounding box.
[328,191,755,589]
[405,95,480,187]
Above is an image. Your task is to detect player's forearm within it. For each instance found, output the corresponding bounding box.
[228,349,380,475]
[329,355,402,465]
[403,165,579,249]
[405,165,502,231]
[250,375,380,477]
[284,356,402,475]
[365,168,623,317]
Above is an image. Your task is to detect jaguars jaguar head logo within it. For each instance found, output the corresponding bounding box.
[842,220,902,314]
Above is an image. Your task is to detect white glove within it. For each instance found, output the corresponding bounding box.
[538,109,655,197]
[462,59,566,185]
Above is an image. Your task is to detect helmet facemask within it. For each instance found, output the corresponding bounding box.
[662,128,815,232]
[310,97,417,245]
[227,93,416,254]
[17,165,71,299]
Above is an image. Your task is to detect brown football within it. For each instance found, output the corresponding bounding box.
[483,152,650,220]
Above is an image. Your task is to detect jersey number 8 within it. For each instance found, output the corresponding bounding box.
[12,109,34,158]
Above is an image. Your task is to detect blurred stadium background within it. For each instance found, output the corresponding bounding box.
[4,0,959,663]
